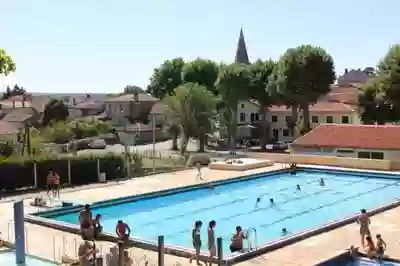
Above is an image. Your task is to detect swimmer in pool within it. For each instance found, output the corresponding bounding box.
[296,184,301,191]
[255,197,261,208]
[319,178,325,186]
[281,228,288,236]
[269,198,274,205]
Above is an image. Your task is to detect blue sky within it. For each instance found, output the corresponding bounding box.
[1,0,400,93]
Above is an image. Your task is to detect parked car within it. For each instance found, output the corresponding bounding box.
[266,141,289,151]
[88,139,107,149]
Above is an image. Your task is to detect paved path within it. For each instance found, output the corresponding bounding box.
[1,164,400,265]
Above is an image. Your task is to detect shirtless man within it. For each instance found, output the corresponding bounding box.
[357,209,371,247]
[79,205,93,239]
[78,240,97,266]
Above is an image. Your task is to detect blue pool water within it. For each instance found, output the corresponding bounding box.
[346,258,400,266]
[47,169,400,254]
[0,250,58,265]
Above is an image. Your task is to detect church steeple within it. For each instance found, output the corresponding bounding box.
[235,27,250,64]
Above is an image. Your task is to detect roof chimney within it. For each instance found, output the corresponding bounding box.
[12,101,15,108]
[22,99,25,108]
[344,68,348,74]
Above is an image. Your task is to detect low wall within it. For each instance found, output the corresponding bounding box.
[248,153,393,171]
[209,160,274,171]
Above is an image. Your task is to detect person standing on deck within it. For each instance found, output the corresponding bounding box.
[196,162,204,180]
[207,220,216,266]
[53,171,61,198]
[357,209,371,247]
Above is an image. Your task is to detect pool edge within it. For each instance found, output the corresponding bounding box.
[25,166,400,264]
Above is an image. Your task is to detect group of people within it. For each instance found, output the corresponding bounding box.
[357,209,387,261]
[78,204,132,265]
[46,169,61,198]
[189,220,246,266]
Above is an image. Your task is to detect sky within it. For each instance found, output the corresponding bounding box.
[1,0,400,94]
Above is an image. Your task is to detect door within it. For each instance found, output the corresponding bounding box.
[272,129,279,141]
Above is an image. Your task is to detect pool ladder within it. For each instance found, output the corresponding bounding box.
[247,227,258,251]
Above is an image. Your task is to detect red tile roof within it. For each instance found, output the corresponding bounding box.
[292,124,400,150]
[269,101,355,112]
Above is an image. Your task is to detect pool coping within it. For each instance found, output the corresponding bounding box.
[0,244,61,265]
[25,166,400,265]
[314,250,400,265]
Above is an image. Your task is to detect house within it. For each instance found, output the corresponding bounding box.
[104,89,158,125]
[268,101,361,142]
[31,92,108,107]
[290,124,400,160]
[337,68,372,86]
[68,99,105,118]
[0,95,46,126]
[0,121,21,141]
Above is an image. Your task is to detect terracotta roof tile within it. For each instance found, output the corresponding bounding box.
[71,100,104,110]
[292,124,400,150]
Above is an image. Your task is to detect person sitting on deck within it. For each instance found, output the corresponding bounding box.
[30,195,47,207]
[116,220,131,242]
[375,234,387,261]
[230,226,246,253]
[92,214,102,239]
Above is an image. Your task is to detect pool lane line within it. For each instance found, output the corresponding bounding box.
[158,178,366,238]
[134,177,329,228]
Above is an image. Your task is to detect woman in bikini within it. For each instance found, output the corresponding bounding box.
[190,220,203,265]
[207,220,216,266]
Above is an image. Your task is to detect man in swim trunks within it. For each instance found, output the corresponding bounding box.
[357,209,371,247]
[116,220,131,242]
[79,204,93,239]
[230,226,246,253]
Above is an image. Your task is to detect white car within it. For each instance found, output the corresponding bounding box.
[88,139,106,149]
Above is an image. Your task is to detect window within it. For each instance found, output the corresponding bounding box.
[240,113,245,122]
[337,149,354,153]
[311,116,319,123]
[285,116,292,122]
[283,129,289,137]
[272,116,278,122]
[250,113,255,122]
[371,152,384,160]
[241,104,245,108]
[326,116,334,123]
[255,113,259,121]
[341,116,349,124]
[358,152,370,159]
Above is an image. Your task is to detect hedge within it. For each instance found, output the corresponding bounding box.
[0,153,126,191]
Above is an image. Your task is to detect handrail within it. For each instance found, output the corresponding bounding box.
[246,227,257,251]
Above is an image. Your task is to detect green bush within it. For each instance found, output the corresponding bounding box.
[0,141,15,157]
[0,153,127,191]
[187,153,211,166]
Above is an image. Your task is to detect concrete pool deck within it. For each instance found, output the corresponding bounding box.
[1,164,400,265]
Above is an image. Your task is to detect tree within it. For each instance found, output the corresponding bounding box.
[273,45,335,136]
[147,58,185,99]
[0,49,16,76]
[164,82,217,154]
[42,99,69,126]
[359,45,400,124]
[2,84,27,99]
[248,60,277,150]
[182,58,219,95]
[164,123,180,151]
[216,63,251,151]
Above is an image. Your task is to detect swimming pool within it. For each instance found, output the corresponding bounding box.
[41,168,400,255]
[0,250,58,266]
